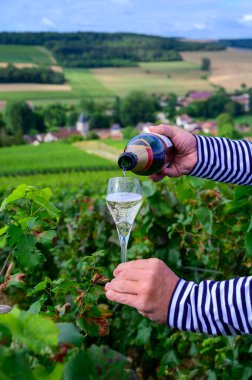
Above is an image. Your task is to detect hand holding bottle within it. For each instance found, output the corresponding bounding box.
[148,125,198,181]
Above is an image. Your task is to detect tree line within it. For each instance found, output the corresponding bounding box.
[1,87,251,146]
[0,32,225,68]
[0,65,65,84]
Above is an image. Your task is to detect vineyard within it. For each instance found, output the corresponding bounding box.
[0,154,251,378]
[0,142,116,176]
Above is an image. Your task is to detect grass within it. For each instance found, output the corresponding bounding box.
[0,142,116,176]
[102,139,128,151]
[0,45,55,65]
[234,115,252,126]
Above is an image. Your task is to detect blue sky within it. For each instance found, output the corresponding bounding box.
[1,0,252,39]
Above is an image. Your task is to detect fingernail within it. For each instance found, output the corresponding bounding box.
[105,282,110,290]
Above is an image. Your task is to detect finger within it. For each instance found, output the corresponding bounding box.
[114,259,153,276]
[106,290,139,309]
[148,124,178,139]
[105,279,139,295]
[160,166,179,177]
[149,172,166,182]
[114,268,144,281]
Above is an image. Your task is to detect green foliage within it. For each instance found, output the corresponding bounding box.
[186,90,243,119]
[122,126,138,139]
[4,101,34,137]
[0,64,65,84]
[216,113,242,139]
[0,173,251,379]
[44,103,67,129]
[201,57,211,71]
[120,91,157,126]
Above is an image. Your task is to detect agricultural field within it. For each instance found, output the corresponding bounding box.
[0,170,121,193]
[0,45,55,65]
[0,141,116,176]
[1,47,252,102]
[92,61,213,97]
[182,48,252,91]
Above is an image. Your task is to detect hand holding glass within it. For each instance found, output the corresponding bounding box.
[106,177,142,262]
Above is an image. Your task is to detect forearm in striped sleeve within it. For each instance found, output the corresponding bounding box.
[167,277,252,335]
[190,135,252,185]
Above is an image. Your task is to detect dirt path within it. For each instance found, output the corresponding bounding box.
[74,141,121,162]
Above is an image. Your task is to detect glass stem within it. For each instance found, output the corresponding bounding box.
[119,234,130,263]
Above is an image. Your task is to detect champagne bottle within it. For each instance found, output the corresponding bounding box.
[118,133,174,176]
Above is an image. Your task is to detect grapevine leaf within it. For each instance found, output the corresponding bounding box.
[76,317,99,337]
[57,323,84,347]
[7,224,23,248]
[27,187,53,202]
[135,319,152,346]
[141,180,156,197]
[0,307,59,355]
[33,363,63,380]
[27,277,52,297]
[32,195,60,221]
[28,295,48,315]
[0,184,28,211]
[245,231,252,257]
[36,230,56,247]
[63,349,98,380]
[247,216,252,233]
[0,347,35,380]
[194,207,213,235]
[13,235,44,271]
[223,198,248,214]
[0,226,7,236]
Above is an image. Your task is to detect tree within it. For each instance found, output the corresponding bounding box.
[120,91,157,126]
[112,96,122,125]
[44,103,67,130]
[201,57,211,71]
[216,113,242,139]
[165,93,177,120]
[4,101,34,136]
[89,112,110,129]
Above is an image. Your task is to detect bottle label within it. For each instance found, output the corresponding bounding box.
[148,132,173,149]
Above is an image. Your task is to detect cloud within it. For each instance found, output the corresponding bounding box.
[193,23,207,30]
[41,17,54,26]
[239,14,252,23]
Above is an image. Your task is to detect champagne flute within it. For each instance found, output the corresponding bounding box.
[106,177,142,262]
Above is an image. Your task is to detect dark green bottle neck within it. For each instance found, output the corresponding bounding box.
[118,152,138,171]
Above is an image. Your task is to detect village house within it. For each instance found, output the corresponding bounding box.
[176,114,202,133]
[230,94,250,112]
[179,91,213,107]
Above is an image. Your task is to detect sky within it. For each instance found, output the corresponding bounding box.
[1,0,252,39]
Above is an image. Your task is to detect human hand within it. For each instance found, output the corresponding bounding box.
[148,124,198,181]
[105,258,179,324]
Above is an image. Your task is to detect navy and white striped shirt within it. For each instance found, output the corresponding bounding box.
[167,135,252,335]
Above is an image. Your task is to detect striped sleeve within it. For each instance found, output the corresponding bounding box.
[167,277,252,335]
[189,135,252,185]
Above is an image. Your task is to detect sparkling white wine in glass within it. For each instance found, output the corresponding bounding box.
[106,177,142,262]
